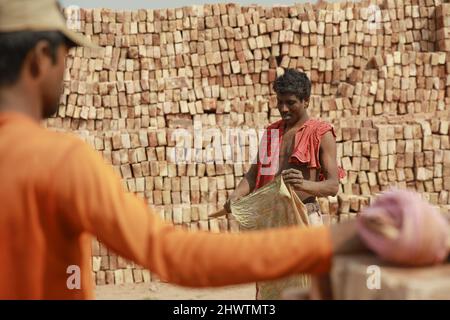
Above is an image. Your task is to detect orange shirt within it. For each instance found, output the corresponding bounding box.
[0,112,333,299]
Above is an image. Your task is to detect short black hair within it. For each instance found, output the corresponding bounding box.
[0,31,73,87]
[273,69,311,101]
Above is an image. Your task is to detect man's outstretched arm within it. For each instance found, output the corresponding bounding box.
[54,140,342,287]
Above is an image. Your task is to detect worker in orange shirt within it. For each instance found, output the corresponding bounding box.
[0,0,363,299]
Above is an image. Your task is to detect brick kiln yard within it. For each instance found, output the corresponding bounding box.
[52,0,450,296]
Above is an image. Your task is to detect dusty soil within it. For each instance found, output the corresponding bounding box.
[95,282,256,300]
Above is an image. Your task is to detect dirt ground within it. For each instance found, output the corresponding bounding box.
[95,282,256,300]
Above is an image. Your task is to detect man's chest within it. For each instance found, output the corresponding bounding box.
[274,131,318,180]
[278,131,296,161]
[276,132,299,173]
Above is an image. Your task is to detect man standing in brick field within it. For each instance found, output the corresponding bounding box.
[224,69,346,299]
[0,0,363,299]
[226,69,345,222]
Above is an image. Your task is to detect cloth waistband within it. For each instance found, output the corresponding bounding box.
[304,201,320,214]
[303,196,317,204]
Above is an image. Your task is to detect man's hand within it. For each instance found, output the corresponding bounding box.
[281,168,304,191]
[224,195,242,213]
[224,198,232,213]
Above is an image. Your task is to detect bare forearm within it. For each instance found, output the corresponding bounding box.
[230,175,252,200]
[230,165,257,200]
[330,221,368,255]
[298,180,339,197]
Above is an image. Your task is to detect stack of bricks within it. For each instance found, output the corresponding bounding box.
[327,114,450,221]
[436,3,450,51]
[317,50,447,118]
[46,0,450,285]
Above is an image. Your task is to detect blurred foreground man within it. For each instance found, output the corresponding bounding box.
[0,0,363,299]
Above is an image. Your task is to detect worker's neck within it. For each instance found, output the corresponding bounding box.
[0,83,42,122]
[284,114,309,131]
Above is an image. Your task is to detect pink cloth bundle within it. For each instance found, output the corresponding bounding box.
[357,189,449,266]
